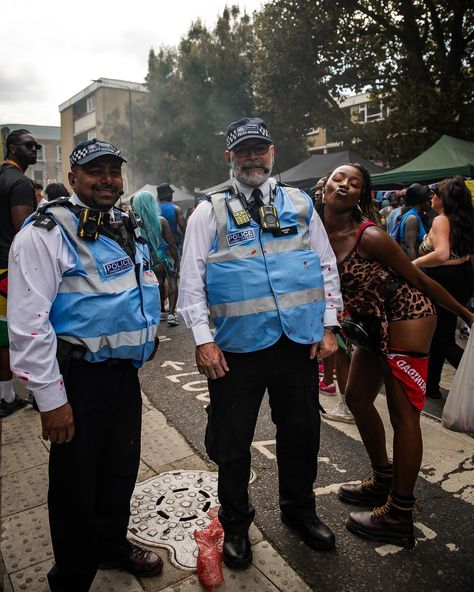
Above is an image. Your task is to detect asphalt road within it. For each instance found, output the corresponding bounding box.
[139,322,474,592]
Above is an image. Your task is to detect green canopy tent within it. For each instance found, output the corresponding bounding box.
[371,135,474,189]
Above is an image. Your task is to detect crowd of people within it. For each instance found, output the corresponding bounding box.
[1,121,473,591]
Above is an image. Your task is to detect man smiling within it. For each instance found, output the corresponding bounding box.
[8,139,162,591]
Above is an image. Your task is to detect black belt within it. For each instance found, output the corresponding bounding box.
[73,357,132,367]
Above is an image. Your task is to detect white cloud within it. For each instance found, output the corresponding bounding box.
[1,0,263,126]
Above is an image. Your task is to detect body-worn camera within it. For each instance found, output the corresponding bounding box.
[77,209,103,241]
[258,204,280,231]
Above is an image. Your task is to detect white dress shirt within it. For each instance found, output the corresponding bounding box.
[7,195,116,412]
[178,178,343,346]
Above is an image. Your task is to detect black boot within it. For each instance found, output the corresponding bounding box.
[223,532,252,569]
[346,491,415,548]
[338,464,392,507]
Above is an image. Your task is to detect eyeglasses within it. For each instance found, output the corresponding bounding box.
[233,143,271,158]
[17,141,42,150]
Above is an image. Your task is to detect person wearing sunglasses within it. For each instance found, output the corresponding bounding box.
[0,129,39,418]
[179,117,343,567]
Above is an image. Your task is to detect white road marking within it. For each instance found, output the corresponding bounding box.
[319,456,348,473]
[314,481,359,496]
[161,360,186,370]
[166,372,200,383]
[182,380,208,392]
[252,440,277,460]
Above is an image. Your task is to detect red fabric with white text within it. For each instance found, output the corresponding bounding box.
[386,349,429,411]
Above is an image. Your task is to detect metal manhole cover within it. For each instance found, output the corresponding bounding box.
[128,470,218,570]
[128,469,256,570]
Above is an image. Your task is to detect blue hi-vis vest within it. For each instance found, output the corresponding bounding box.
[206,185,326,353]
[399,207,426,247]
[37,206,160,367]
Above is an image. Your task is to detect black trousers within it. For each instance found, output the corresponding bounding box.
[424,262,474,394]
[47,359,142,592]
[205,335,320,534]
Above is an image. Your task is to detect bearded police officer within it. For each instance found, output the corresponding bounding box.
[8,139,162,591]
[178,117,343,568]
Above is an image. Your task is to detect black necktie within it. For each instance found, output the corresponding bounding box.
[249,188,264,223]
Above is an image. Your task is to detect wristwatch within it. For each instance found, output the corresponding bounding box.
[324,326,340,334]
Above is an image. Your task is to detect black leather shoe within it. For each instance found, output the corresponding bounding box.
[223,532,252,569]
[100,543,163,577]
[281,514,335,550]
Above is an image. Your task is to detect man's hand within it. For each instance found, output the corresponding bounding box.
[41,402,75,444]
[310,329,338,360]
[196,342,229,380]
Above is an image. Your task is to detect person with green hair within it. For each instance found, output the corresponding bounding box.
[132,191,179,315]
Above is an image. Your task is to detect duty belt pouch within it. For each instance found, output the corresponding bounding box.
[56,338,85,378]
[341,316,381,351]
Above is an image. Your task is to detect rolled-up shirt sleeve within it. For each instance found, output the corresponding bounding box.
[309,211,343,326]
[8,224,75,411]
[177,201,216,345]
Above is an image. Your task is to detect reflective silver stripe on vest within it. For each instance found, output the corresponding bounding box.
[60,323,159,353]
[284,186,310,229]
[48,207,95,265]
[209,287,324,318]
[210,192,232,252]
[49,207,137,292]
[59,273,134,294]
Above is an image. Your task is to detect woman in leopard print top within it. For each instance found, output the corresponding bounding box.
[319,163,474,547]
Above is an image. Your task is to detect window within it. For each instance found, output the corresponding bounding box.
[36,144,44,162]
[56,145,62,162]
[86,95,96,113]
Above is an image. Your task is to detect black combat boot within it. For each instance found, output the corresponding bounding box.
[346,491,415,548]
[338,464,392,507]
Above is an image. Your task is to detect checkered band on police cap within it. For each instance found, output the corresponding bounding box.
[226,117,272,150]
[69,138,126,167]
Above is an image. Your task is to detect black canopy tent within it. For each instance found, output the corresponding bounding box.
[279,150,385,188]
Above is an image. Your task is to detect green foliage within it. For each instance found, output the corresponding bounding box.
[254,0,473,167]
[137,7,255,192]
[108,1,474,190]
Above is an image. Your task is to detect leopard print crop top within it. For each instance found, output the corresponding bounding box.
[338,222,436,353]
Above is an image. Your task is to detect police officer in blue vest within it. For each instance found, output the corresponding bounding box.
[8,139,163,591]
[178,118,343,568]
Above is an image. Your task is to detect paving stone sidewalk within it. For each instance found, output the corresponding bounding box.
[0,392,311,592]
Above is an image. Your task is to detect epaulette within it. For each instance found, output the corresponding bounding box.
[207,185,232,197]
[32,213,57,231]
[36,197,71,214]
[31,197,75,229]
